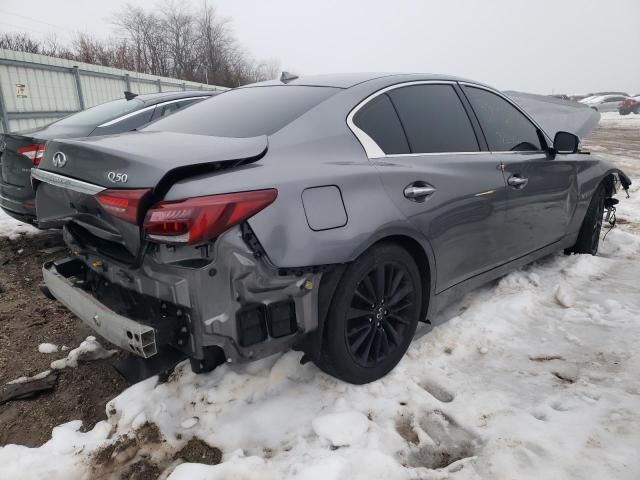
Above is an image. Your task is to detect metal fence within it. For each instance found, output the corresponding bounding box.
[0,48,225,133]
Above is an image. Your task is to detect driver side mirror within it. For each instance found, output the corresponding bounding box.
[553,131,580,155]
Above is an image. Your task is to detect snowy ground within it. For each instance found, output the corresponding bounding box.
[599,111,640,129]
[1,124,639,479]
[0,210,39,240]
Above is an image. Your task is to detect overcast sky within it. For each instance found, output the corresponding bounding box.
[1,0,639,94]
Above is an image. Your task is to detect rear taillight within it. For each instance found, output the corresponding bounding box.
[143,189,277,245]
[16,143,46,166]
[96,188,152,224]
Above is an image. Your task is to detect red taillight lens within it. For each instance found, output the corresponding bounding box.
[96,188,152,224]
[144,189,277,245]
[16,143,46,166]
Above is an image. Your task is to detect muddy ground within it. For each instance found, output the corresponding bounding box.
[0,125,637,449]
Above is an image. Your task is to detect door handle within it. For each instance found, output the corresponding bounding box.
[403,183,436,200]
[507,175,528,189]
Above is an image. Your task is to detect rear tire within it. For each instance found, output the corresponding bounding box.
[190,346,226,373]
[316,243,422,384]
[565,183,606,255]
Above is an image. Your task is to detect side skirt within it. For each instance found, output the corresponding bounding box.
[427,236,575,327]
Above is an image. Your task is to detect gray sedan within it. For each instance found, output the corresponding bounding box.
[32,73,631,383]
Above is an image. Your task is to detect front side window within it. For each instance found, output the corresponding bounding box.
[464,86,542,152]
[353,94,410,155]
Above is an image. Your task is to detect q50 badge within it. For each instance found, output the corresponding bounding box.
[107,172,128,183]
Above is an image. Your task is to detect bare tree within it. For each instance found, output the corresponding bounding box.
[0,33,41,53]
[0,1,278,88]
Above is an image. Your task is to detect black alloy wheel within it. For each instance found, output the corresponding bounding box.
[346,262,416,367]
[317,243,423,384]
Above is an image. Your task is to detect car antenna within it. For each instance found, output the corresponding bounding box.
[124,91,138,101]
[280,71,299,84]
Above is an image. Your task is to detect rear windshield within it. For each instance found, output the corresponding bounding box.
[144,86,338,137]
[55,98,144,126]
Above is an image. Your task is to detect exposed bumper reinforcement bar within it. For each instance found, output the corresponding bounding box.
[43,260,158,358]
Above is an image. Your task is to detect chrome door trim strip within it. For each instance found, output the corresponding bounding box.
[31,168,105,195]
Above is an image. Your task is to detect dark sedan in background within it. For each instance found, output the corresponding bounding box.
[0,90,217,223]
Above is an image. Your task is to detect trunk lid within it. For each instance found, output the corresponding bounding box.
[37,131,268,189]
[35,131,268,261]
[1,123,94,187]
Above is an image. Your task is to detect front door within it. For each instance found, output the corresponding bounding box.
[461,85,575,259]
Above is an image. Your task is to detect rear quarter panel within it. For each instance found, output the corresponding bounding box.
[163,82,437,271]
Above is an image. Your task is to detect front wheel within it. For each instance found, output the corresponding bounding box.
[565,183,606,255]
[316,243,422,384]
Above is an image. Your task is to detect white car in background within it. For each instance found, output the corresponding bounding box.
[578,95,600,104]
[582,94,630,112]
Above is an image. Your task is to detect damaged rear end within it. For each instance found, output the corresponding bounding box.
[34,132,320,370]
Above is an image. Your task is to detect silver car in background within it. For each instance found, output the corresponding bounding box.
[582,94,630,112]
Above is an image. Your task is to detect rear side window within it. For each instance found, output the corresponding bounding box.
[388,84,480,154]
[353,94,409,155]
[464,86,542,152]
[158,98,201,118]
[145,86,338,138]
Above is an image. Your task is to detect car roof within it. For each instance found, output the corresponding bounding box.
[241,72,480,90]
[136,90,219,106]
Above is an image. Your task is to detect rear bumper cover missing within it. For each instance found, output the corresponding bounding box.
[43,260,158,358]
[43,226,323,364]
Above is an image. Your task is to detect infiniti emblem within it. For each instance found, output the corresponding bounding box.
[52,152,67,168]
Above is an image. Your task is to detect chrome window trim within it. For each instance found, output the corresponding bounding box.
[31,168,105,195]
[347,80,457,159]
[97,96,209,127]
[347,79,550,159]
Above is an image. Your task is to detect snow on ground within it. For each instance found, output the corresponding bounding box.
[38,343,59,354]
[0,208,40,239]
[6,369,53,385]
[598,112,640,129]
[49,336,115,370]
[1,183,639,480]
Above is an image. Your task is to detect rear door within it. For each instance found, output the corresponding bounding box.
[352,82,508,293]
[462,84,575,261]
